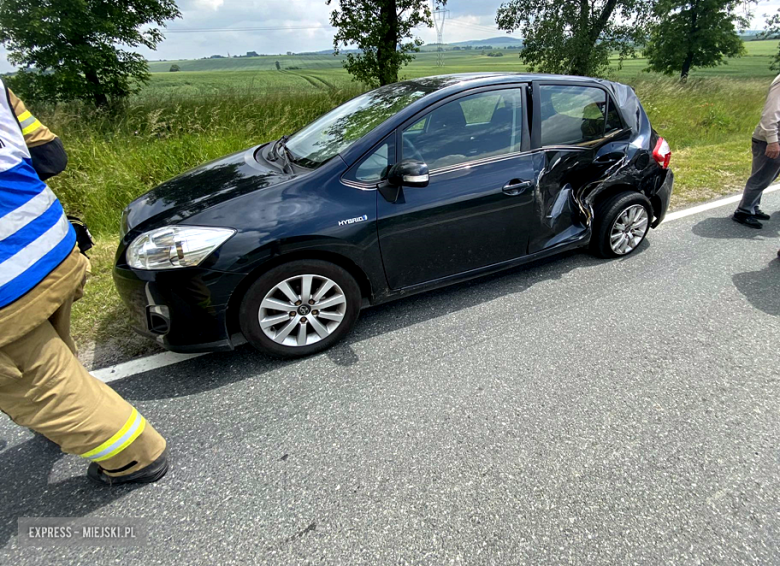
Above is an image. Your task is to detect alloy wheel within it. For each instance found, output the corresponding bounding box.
[258,274,347,347]
[609,204,649,255]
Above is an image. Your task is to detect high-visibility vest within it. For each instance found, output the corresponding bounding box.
[0,80,75,308]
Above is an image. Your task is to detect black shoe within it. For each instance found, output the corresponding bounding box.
[733,212,763,229]
[753,208,771,221]
[88,449,170,486]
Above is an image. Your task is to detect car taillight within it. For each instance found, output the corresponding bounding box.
[653,138,671,169]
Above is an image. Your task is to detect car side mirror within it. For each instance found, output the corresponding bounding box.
[388,160,430,188]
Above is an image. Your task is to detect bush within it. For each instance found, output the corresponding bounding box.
[169,64,180,72]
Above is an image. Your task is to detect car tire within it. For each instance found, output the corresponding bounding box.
[238,260,362,358]
[591,191,652,259]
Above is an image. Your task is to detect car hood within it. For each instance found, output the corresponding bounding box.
[122,146,295,235]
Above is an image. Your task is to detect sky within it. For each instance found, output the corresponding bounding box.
[1,0,779,72]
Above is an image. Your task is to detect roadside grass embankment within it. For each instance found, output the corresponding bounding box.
[631,77,767,207]
[33,74,768,367]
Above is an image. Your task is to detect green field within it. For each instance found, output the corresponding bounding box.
[144,40,780,98]
[148,53,345,73]
[27,39,780,366]
[145,68,355,99]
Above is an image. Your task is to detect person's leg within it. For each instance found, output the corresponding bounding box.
[48,253,90,356]
[0,320,167,480]
[737,140,780,214]
[48,294,77,355]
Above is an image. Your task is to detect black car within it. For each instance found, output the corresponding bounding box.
[114,73,673,358]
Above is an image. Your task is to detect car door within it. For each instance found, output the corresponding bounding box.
[528,81,630,254]
[376,85,541,290]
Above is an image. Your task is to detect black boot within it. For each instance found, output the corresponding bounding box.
[753,208,771,221]
[733,211,763,229]
[88,449,170,486]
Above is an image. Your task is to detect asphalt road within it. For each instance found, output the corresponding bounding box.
[2,193,779,565]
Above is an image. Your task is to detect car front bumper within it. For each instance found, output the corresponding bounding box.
[113,265,247,353]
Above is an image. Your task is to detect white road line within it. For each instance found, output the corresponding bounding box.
[662,184,780,223]
[92,351,205,383]
[91,184,780,383]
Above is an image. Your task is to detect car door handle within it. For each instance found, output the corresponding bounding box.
[502,180,533,196]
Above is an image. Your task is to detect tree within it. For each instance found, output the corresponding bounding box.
[759,9,780,70]
[0,0,181,106]
[327,0,448,88]
[276,61,282,70]
[496,0,654,77]
[645,0,749,79]
[170,64,181,72]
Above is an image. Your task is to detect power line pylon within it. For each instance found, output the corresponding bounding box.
[432,2,448,67]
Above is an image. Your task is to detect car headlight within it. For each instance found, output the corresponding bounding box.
[127,226,235,270]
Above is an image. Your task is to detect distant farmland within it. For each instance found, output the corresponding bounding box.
[143,41,780,101]
[148,53,345,72]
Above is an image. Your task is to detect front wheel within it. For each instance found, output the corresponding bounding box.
[591,192,652,258]
[239,260,362,358]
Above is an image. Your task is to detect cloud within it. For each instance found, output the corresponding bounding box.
[191,0,225,10]
[1,0,778,73]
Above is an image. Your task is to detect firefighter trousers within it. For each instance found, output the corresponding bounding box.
[0,294,166,477]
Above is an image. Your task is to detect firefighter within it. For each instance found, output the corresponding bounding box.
[0,83,170,485]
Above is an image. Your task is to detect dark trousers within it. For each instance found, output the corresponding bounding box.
[738,139,780,214]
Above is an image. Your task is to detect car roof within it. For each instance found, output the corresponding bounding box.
[402,72,624,92]
[390,72,630,120]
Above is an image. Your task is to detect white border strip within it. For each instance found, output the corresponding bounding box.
[91,185,780,383]
[663,184,780,223]
[92,351,205,383]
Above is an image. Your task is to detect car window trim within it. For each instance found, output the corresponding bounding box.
[429,148,535,177]
[531,80,626,150]
[341,132,397,190]
[395,83,532,175]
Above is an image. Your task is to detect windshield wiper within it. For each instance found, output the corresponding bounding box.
[270,135,293,173]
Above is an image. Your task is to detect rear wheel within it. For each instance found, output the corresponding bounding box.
[239,260,361,358]
[592,192,652,258]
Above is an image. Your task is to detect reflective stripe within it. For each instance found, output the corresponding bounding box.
[80,409,147,462]
[0,213,71,287]
[0,186,56,241]
[17,108,49,141]
[21,119,42,136]
[19,115,37,129]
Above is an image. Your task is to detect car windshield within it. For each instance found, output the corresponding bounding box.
[284,83,431,168]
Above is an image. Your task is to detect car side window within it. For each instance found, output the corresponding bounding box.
[402,89,524,171]
[540,85,617,146]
